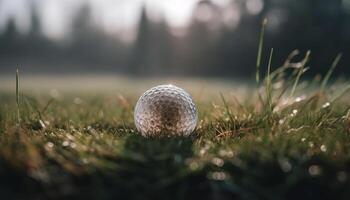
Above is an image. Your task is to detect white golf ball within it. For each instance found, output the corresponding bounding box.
[134,84,197,137]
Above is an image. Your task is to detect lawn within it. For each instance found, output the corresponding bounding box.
[1,53,350,200]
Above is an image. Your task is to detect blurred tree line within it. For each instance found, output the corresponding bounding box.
[0,0,349,77]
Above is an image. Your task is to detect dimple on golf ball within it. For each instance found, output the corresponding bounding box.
[134,84,197,137]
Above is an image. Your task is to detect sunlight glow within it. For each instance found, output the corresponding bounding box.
[146,0,198,27]
[246,0,264,15]
[0,0,31,34]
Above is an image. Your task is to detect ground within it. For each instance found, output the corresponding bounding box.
[1,62,350,199]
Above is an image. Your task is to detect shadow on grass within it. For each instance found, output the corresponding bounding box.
[1,133,349,200]
[93,134,210,200]
[0,158,45,200]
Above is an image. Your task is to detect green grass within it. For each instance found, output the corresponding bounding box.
[1,27,350,198]
[1,59,350,200]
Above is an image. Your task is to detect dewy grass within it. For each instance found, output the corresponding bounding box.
[0,55,349,199]
[16,68,20,126]
[0,24,349,199]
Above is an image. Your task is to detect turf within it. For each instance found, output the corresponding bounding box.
[1,83,350,200]
[1,52,350,200]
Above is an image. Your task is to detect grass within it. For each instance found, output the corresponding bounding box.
[1,55,350,200]
[16,68,20,126]
[255,18,267,84]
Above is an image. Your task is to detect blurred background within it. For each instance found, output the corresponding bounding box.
[0,0,349,78]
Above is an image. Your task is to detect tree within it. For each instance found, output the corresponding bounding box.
[129,5,152,74]
[0,18,19,54]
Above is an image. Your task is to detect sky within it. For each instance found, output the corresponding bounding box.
[0,0,201,39]
[0,0,273,41]
[1,0,350,40]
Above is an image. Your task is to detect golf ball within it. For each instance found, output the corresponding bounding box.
[134,84,197,137]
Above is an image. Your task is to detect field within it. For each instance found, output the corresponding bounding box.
[1,55,350,200]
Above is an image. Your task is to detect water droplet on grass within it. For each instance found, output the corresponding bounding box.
[211,157,224,167]
[199,149,206,155]
[295,96,306,102]
[70,143,77,148]
[322,102,330,108]
[188,161,200,170]
[308,142,314,148]
[278,158,292,172]
[46,142,54,148]
[62,141,70,147]
[309,165,322,176]
[219,149,234,158]
[209,171,228,180]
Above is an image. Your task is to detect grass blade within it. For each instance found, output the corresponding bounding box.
[266,48,274,111]
[220,92,235,129]
[331,84,350,103]
[16,68,20,126]
[321,53,342,91]
[289,67,309,98]
[256,18,267,84]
